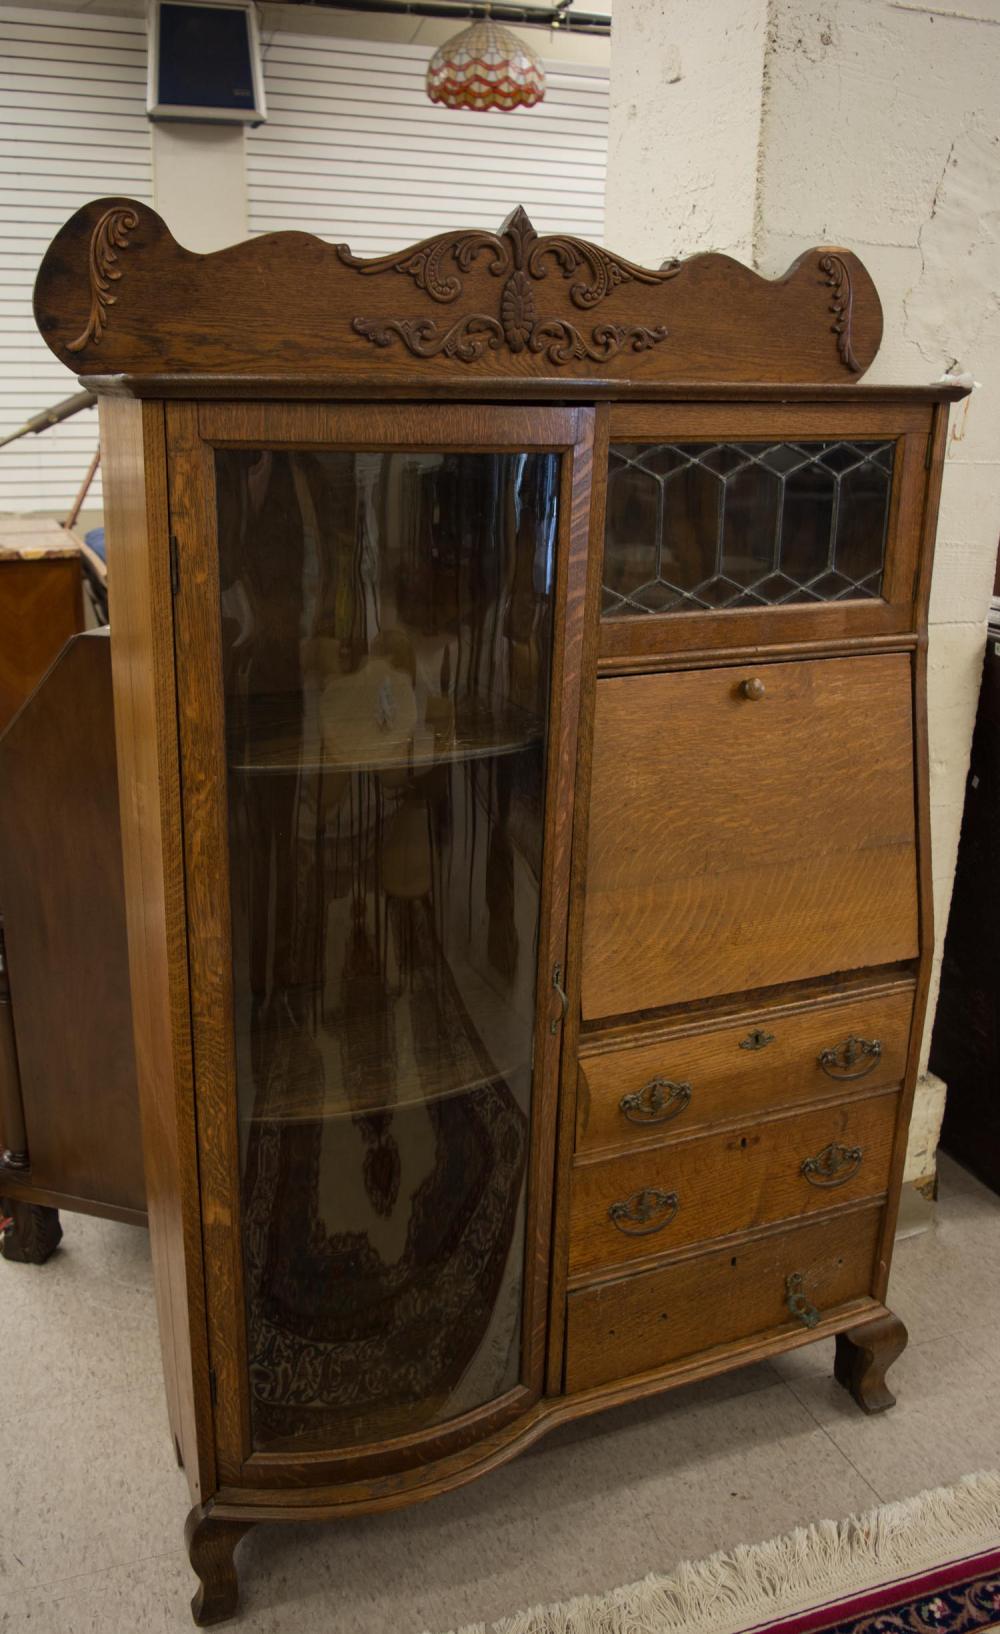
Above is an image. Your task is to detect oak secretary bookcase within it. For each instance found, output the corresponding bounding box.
[33,200,966,1624]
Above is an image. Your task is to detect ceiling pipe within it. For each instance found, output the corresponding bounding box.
[270,0,611,36]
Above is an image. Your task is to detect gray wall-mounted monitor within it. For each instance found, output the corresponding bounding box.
[147,1,267,125]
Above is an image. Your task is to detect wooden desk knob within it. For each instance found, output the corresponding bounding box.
[741,677,766,700]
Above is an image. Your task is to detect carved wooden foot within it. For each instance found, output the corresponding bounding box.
[185,1504,254,1627]
[834,1311,908,1414]
[0,1197,62,1263]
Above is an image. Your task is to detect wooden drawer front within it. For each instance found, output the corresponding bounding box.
[576,986,913,1155]
[569,1090,898,1278]
[581,654,919,1020]
[565,1203,883,1393]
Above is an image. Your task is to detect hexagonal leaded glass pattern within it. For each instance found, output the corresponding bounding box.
[602,441,895,616]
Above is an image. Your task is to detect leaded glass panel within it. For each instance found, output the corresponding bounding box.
[602,441,895,616]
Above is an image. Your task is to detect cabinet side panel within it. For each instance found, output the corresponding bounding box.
[99,395,215,1502]
[873,402,951,1294]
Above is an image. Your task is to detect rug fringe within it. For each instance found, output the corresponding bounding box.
[432,1470,1000,1634]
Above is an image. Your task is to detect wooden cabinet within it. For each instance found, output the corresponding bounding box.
[32,199,963,1624]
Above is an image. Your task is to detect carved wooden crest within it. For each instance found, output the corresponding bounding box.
[33,197,886,387]
[339,205,679,365]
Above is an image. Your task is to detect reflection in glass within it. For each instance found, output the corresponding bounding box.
[602,441,894,616]
[216,449,559,1452]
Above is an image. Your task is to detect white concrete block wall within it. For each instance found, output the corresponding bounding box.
[606,0,768,263]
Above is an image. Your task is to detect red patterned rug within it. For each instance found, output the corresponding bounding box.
[436,1473,1000,1634]
[748,1544,1000,1634]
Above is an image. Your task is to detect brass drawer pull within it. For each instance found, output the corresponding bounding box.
[608,1187,679,1236]
[818,1035,882,1080]
[739,1028,774,1051]
[801,1140,864,1188]
[786,1272,820,1329]
[741,677,766,700]
[619,1076,692,1126]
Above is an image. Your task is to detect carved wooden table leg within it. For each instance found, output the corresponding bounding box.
[185,1503,255,1627]
[834,1311,908,1413]
[0,1197,62,1263]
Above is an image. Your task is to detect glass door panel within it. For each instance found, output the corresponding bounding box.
[214,447,560,1454]
[597,404,929,664]
[603,440,895,616]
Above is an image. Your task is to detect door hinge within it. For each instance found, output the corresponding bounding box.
[169,532,180,596]
[550,962,569,1035]
[209,1367,218,1410]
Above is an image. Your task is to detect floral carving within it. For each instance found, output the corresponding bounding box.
[353,314,503,362]
[820,252,860,373]
[341,205,679,366]
[66,205,139,353]
[500,269,536,352]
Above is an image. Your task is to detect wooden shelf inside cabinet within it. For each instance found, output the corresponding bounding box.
[227,691,545,777]
[237,976,531,1125]
[241,1061,523,1126]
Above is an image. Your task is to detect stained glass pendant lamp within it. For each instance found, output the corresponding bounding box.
[426,17,546,112]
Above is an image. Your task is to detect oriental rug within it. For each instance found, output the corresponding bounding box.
[436,1471,1000,1634]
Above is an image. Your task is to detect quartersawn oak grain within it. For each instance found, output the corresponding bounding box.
[34,198,884,387]
[576,982,914,1156]
[568,1089,898,1278]
[565,1202,884,1392]
[98,395,215,1505]
[582,653,920,1020]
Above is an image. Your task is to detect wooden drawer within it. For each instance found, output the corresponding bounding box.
[576,984,913,1156]
[565,1203,883,1393]
[581,654,919,1020]
[569,1089,898,1278]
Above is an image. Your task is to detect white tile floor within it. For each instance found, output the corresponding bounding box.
[2,1154,998,1634]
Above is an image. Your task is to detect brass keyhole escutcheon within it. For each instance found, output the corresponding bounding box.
[740,1028,775,1051]
[741,677,766,700]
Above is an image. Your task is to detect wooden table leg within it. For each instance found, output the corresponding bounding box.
[834,1311,908,1413]
[0,1196,62,1263]
[185,1503,255,1627]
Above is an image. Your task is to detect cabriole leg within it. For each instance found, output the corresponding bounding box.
[184,1503,254,1627]
[834,1311,908,1414]
[0,1197,62,1264]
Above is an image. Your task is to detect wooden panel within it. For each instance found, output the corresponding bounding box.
[35,199,885,386]
[565,1202,883,1393]
[0,557,82,730]
[568,1089,898,1278]
[0,630,144,1215]
[0,918,26,1157]
[98,394,215,1505]
[582,653,919,1020]
[577,983,913,1156]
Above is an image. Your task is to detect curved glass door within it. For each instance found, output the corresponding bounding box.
[215,446,560,1455]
